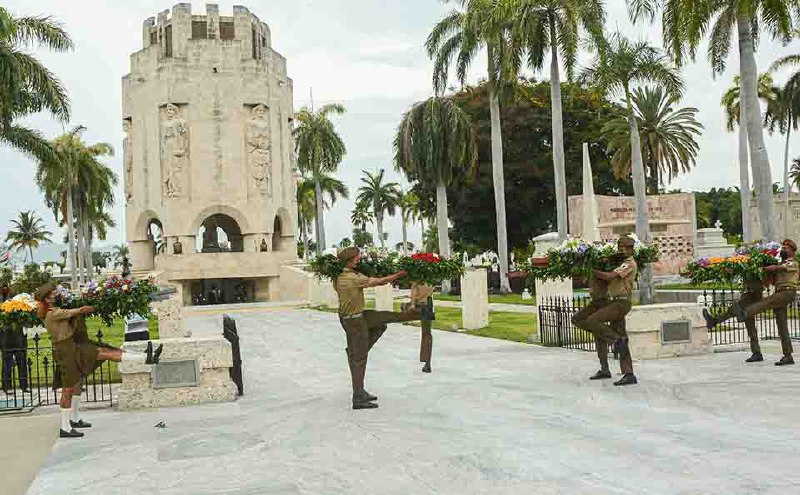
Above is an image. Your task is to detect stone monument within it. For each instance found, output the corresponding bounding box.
[695,221,735,258]
[123,4,301,305]
[532,232,573,307]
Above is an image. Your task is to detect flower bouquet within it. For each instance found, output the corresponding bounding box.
[308,249,400,281]
[682,241,780,285]
[396,252,465,285]
[58,276,159,326]
[0,293,42,328]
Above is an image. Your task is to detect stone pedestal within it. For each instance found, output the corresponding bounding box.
[626,303,711,360]
[695,227,734,258]
[310,278,338,309]
[118,294,238,410]
[532,232,573,307]
[374,284,393,311]
[461,268,489,330]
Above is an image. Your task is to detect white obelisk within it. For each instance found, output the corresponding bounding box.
[582,143,601,242]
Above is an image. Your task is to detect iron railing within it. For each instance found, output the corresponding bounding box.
[1,330,115,414]
[538,289,800,350]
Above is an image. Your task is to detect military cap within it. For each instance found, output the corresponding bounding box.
[337,246,360,264]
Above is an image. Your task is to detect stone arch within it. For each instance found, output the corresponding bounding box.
[190,205,251,235]
[197,214,245,253]
[133,209,162,242]
[273,207,293,236]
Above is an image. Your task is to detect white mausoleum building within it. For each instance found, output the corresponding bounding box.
[123,4,301,304]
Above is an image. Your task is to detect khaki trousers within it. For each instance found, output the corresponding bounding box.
[340,309,421,393]
[712,290,763,355]
[420,320,432,363]
[572,299,633,374]
[744,289,796,356]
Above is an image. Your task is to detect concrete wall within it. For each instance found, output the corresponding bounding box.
[626,303,711,359]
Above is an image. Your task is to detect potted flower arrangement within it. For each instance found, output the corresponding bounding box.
[57,276,159,326]
[683,241,780,285]
[396,252,465,285]
[0,293,42,328]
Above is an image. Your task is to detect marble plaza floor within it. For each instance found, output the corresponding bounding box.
[26,308,800,494]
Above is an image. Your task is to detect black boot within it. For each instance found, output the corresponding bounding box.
[614,373,638,386]
[144,341,154,364]
[589,369,612,380]
[745,353,764,363]
[70,419,92,429]
[702,308,716,330]
[152,344,164,364]
[352,390,378,410]
[59,428,84,438]
[422,361,431,373]
[775,355,795,366]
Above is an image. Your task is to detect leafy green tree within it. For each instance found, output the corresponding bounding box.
[352,229,374,248]
[10,263,52,295]
[427,0,515,292]
[0,7,72,160]
[5,210,52,262]
[601,86,702,194]
[504,0,606,241]
[580,32,683,304]
[293,104,346,254]
[355,169,400,248]
[395,96,477,292]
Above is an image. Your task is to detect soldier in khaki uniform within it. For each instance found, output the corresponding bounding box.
[735,239,798,366]
[334,247,423,409]
[572,272,612,378]
[35,283,159,438]
[408,282,435,373]
[702,279,765,362]
[573,236,639,386]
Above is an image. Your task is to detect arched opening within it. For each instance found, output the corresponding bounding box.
[272,216,282,251]
[196,214,243,253]
[147,219,164,255]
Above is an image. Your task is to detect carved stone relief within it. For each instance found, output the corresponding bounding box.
[161,103,189,199]
[246,104,271,195]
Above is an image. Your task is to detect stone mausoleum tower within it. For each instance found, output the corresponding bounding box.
[123,4,299,304]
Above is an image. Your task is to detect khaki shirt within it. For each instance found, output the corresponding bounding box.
[44,307,84,343]
[410,283,434,303]
[774,258,799,290]
[607,256,638,299]
[334,268,376,316]
[588,276,608,300]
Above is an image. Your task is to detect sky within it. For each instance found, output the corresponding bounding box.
[2,0,799,261]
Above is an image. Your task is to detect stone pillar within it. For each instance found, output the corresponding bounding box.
[142,17,155,49]
[374,285,393,311]
[170,3,192,59]
[206,3,220,39]
[153,293,190,339]
[461,268,489,330]
[130,240,155,271]
[233,6,253,61]
[532,232,573,307]
[322,280,339,309]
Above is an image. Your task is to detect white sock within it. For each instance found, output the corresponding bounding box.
[60,407,72,431]
[122,351,147,364]
[70,396,81,422]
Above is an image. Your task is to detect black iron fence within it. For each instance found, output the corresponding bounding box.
[538,289,800,350]
[1,330,115,413]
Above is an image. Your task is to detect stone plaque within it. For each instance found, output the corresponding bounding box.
[661,320,691,344]
[152,360,200,389]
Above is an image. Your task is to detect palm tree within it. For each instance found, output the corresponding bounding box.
[350,203,373,232]
[504,0,605,241]
[769,55,800,237]
[355,169,401,248]
[297,173,348,258]
[721,73,781,243]
[630,0,797,242]
[36,126,116,286]
[395,96,477,293]
[111,243,129,268]
[0,7,72,160]
[398,191,421,256]
[293,104,346,255]
[5,210,52,262]
[581,32,684,304]
[427,0,514,292]
[790,157,800,191]
[601,86,702,194]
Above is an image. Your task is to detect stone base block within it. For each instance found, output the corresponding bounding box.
[374,285,393,311]
[118,368,237,410]
[535,278,573,307]
[626,303,711,360]
[119,337,237,410]
[461,269,489,330]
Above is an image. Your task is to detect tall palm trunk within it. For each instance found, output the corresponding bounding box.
[436,180,451,294]
[76,206,86,286]
[420,217,426,249]
[82,212,92,280]
[376,208,385,247]
[401,212,408,256]
[66,189,77,288]
[28,246,34,263]
[738,16,776,241]
[487,47,511,293]
[782,115,792,238]
[626,93,653,304]
[313,178,326,254]
[549,22,568,242]
[739,103,753,242]
[300,221,309,260]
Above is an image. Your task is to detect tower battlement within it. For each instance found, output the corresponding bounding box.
[141,3,271,60]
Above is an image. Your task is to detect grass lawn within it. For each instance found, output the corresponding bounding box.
[21,317,160,387]
[433,293,536,306]
[308,303,538,344]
